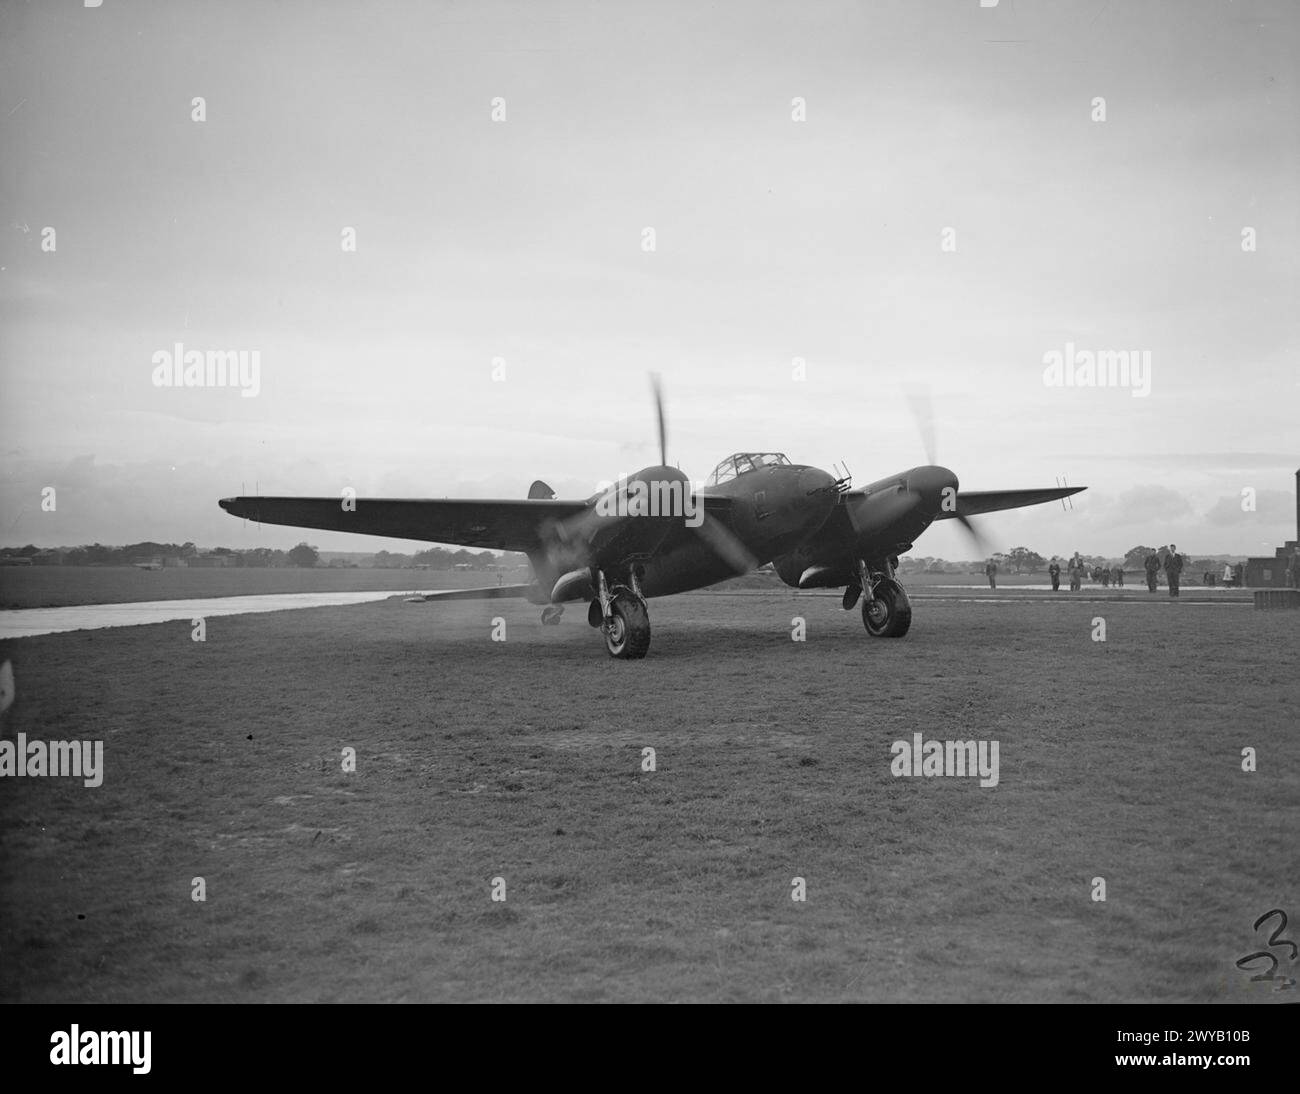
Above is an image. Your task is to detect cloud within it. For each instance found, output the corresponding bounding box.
[1100,484,1196,523]
[1063,452,1298,472]
[1204,489,1293,527]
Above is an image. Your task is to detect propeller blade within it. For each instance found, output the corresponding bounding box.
[693,512,757,575]
[651,373,667,466]
[953,511,991,557]
[903,383,936,465]
[543,376,755,582]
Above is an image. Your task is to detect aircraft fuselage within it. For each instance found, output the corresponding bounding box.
[635,462,838,597]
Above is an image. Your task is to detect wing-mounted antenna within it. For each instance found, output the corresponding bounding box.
[1056,475,1075,511]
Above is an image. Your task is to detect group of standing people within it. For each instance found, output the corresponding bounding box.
[1088,564,1124,587]
[1041,554,1090,591]
[1033,549,1185,596]
[979,545,1297,596]
[1142,546,1184,596]
[1207,562,1245,587]
[1039,555,1085,591]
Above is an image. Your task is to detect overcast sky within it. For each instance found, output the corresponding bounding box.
[2,0,1296,559]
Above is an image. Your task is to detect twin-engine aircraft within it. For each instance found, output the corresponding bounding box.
[218,383,1083,659]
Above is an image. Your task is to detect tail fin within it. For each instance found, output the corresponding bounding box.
[525,480,559,593]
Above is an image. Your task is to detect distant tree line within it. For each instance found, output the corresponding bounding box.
[2,539,1235,575]
[372,547,524,570]
[901,545,1240,575]
[0,541,526,570]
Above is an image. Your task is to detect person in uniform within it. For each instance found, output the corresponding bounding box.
[1069,553,1083,592]
[1164,543,1184,598]
[1113,565,1124,587]
[1048,559,1061,591]
[985,558,998,589]
[1144,551,1160,592]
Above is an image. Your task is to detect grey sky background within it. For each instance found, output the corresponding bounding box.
[2,0,1296,559]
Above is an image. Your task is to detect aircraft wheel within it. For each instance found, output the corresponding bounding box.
[604,593,651,659]
[862,579,911,638]
[541,605,564,625]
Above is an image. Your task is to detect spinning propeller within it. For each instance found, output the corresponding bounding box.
[902,383,990,556]
[650,374,756,574]
[542,377,756,576]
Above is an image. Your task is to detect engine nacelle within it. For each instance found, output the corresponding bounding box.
[774,549,852,589]
[550,569,594,604]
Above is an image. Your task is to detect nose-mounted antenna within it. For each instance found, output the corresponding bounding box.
[831,460,853,496]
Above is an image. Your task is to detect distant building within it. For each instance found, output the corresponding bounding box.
[1245,547,1297,588]
[1244,468,1300,588]
[190,553,236,568]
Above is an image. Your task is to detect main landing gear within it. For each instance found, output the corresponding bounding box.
[585,567,651,659]
[841,557,912,638]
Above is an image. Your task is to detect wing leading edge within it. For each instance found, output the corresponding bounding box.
[217,496,590,552]
[935,486,1086,519]
[217,492,736,554]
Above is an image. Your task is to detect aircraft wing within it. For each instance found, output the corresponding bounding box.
[934,486,1085,518]
[404,584,538,602]
[217,496,591,552]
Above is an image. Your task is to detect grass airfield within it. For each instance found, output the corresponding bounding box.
[0,587,1295,1002]
[0,564,500,610]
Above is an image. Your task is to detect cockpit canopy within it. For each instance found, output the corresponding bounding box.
[706,452,792,486]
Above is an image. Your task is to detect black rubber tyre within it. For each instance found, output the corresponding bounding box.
[862,579,912,638]
[604,593,651,659]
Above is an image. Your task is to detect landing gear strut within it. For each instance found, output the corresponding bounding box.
[847,557,912,638]
[593,567,651,659]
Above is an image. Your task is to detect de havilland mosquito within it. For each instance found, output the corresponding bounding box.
[218,382,1083,658]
